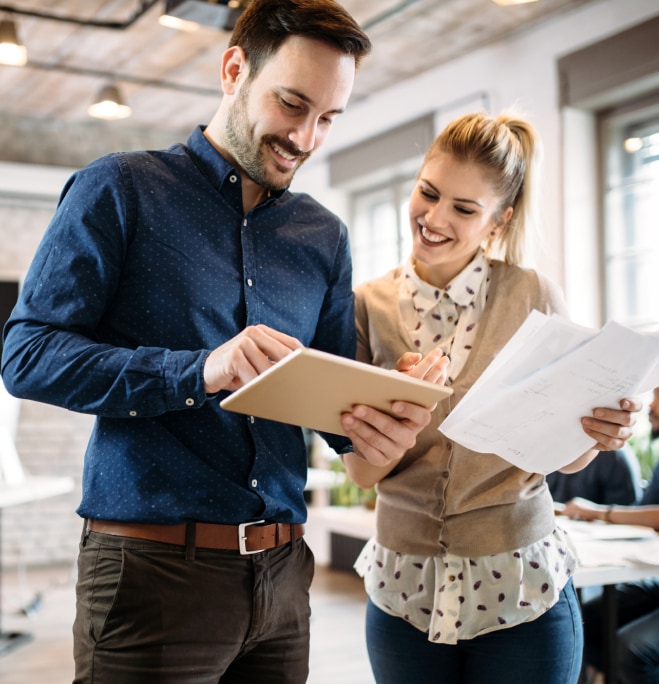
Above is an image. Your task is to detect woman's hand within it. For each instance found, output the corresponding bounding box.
[560,396,643,473]
[395,348,449,385]
[580,396,643,451]
[340,400,434,488]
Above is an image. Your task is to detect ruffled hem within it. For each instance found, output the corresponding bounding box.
[354,526,577,644]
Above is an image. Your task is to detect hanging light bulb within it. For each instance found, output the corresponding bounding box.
[491,0,539,5]
[624,137,643,153]
[87,84,132,120]
[0,17,27,66]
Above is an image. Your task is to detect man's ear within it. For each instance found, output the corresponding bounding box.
[220,46,248,96]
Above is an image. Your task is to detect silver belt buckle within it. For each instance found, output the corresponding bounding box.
[238,519,266,555]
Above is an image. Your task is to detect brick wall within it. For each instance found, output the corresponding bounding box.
[0,114,188,570]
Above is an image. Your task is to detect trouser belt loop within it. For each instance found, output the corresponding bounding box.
[288,523,296,556]
[82,519,91,547]
[185,522,196,561]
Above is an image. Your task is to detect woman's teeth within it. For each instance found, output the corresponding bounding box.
[421,225,450,244]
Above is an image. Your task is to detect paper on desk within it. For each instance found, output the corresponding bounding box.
[625,547,659,567]
[439,311,659,474]
[574,540,636,568]
[560,519,657,541]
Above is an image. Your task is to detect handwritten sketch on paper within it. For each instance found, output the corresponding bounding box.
[439,311,659,475]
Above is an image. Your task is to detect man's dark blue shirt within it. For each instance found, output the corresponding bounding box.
[1,126,355,524]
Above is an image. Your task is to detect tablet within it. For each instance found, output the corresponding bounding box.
[219,347,453,436]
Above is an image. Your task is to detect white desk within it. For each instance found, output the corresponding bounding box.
[305,467,345,492]
[306,505,374,566]
[561,518,659,684]
[0,476,75,508]
[0,475,75,655]
[306,507,659,684]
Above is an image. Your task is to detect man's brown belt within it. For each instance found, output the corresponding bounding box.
[88,519,304,555]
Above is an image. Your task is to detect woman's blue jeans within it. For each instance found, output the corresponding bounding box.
[365,578,583,684]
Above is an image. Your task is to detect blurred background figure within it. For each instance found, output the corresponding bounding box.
[547,446,642,508]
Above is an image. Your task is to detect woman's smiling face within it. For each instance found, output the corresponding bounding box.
[409,151,512,288]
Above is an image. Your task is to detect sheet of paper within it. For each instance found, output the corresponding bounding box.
[559,519,657,541]
[574,540,637,568]
[439,312,659,474]
[625,547,659,567]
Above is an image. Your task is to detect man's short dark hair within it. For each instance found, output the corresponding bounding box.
[230,0,371,78]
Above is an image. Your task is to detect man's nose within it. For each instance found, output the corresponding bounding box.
[289,118,319,154]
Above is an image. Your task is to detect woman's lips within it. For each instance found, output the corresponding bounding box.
[420,224,451,245]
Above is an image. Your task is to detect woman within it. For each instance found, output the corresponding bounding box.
[338,111,640,684]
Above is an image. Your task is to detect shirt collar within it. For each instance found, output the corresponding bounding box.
[186,125,287,201]
[404,248,489,314]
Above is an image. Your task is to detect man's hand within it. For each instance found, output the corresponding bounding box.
[339,349,447,485]
[562,497,603,522]
[203,325,302,394]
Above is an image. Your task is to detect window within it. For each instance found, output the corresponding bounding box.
[349,176,415,287]
[600,96,659,331]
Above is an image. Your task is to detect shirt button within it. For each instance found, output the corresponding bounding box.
[129,410,137,417]
[448,575,456,582]
[243,218,248,227]
[246,278,253,287]
[250,416,255,424]
[185,398,194,407]
[251,479,258,488]
[229,174,238,183]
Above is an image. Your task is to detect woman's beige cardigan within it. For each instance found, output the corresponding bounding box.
[354,260,570,558]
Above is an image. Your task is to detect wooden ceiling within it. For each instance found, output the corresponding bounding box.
[0,0,599,133]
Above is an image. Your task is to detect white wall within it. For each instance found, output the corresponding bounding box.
[293,0,659,321]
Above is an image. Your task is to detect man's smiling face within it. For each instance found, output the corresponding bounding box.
[224,35,355,191]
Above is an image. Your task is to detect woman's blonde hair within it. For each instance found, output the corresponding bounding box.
[424,111,542,266]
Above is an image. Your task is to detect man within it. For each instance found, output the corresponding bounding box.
[1,2,439,682]
[546,446,642,507]
[636,386,659,500]
[563,388,659,684]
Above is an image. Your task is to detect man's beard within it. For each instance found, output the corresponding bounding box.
[225,83,310,192]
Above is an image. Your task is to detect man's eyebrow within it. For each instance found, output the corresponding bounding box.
[279,87,345,115]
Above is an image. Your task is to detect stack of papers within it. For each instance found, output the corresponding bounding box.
[560,519,656,541]
[625,548,659,567]
[558,519,659,568]
[440,311,659,474]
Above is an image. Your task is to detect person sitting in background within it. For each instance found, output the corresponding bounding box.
[636,387,659,503]
[563,396,659,684]
[546,446,642,507]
